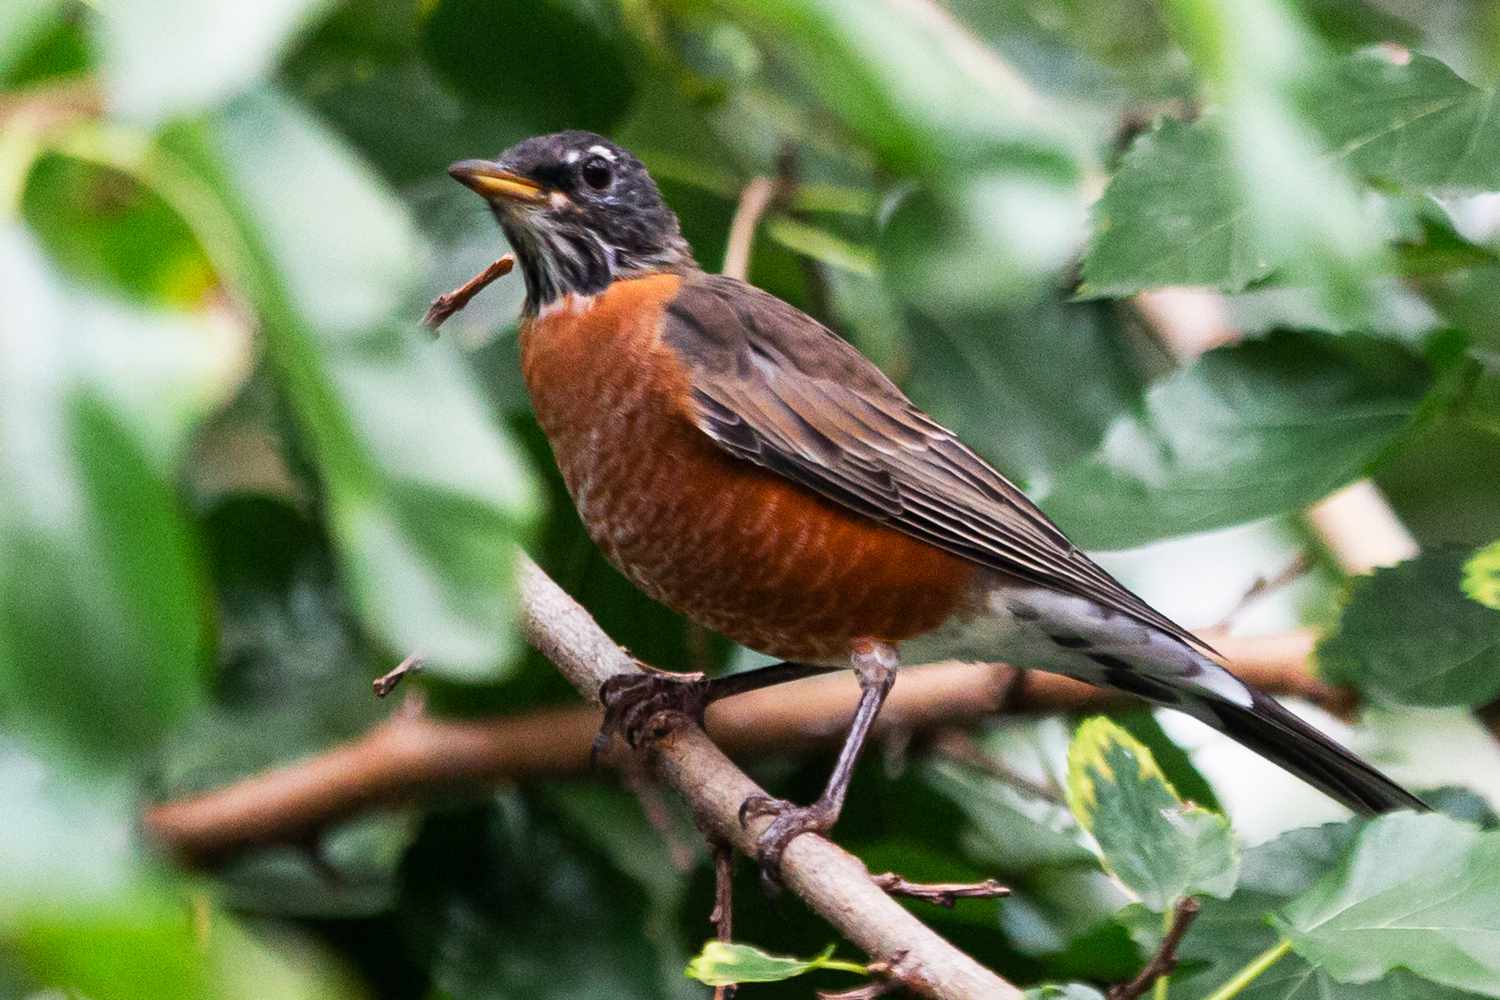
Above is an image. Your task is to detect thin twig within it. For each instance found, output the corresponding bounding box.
[621,761,698,872]
[819,958,905,999]
[372,653,424,698]
[1108,897,1201,1000]
[928,729,1065,805]
[421,254,515,332]
[870,873,1009,908]
[1209,553,1314,631]
[710,841,737,1000]
[721,151,797,282]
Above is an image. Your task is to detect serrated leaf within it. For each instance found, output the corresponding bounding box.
[684,942,866,987]
[1302,52,1500,191]
[1278,812,1500,996]
[1066,718,1239,911]
[1463,540,1500,611]
[1318,547,1500,707]
[1042,330,1429,548]
[1083,47,1499,298]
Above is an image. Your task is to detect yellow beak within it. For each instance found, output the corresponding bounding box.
[448,160,546,203]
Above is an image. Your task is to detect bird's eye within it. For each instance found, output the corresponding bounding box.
[580,156,613,190]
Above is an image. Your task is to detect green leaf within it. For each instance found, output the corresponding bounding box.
[93,0,334,123]
[166,90,541,684]
[403,796,699,999]
[1278,812,1500,996]
[712,0,1090,305]
[1318,547,1500,708]
[1302,52,1500,192]
[1082,49,1500,299]
[902,297,1146,489]
[0,740,351,1000]
[1169,820,1487,1000]
[1080,118,1260,298]
[1043,331,1429,548]
[1065,717,1239,911]
[0,224,242,764]
[1463,539,1500,611]
[421,0,637,139]
[684,942,866,987]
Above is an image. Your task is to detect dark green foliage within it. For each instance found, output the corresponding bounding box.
[7,0,1500,996]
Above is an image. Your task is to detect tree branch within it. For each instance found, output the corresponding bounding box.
[144,626,1337,862]
[512,555,1021,1000]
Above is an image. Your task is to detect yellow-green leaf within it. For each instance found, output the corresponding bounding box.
[1066,718,1239,911]
[1463,540,1500,611]
[684,942,866,987]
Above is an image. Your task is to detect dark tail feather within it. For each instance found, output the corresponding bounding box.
[1198,687,1427,815]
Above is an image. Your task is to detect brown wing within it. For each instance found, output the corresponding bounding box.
[663,272,1215,657]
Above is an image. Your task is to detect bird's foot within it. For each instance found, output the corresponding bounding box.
[737,794,839,890]
[593,667,711,760]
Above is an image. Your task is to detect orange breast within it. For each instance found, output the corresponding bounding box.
[519,274,976,663]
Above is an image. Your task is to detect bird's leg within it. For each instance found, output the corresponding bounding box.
[595,659,839,756]
[738,639,898,885]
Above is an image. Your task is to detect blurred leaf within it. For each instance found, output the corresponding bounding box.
[1043,331,1430,549]
[283,0,525,187]
[168,89,541,683]
[924,760,1094,871]
[1301,0,1421,50]
[22,153,215,307]
[0,0,64,80]
[94,0,334,123]
[1113,709,1220,812]
[1159,0,1388,318]
[1024,985,1107,1000]
[1066,718,1238,911]
[1318,547,1500,707]
[879,177,1087,312]
[709,0,1090,305]
[1083,48,1500,299]
[0,225,242,764]
[421,0,637,139]
[684,942,865,987]
[401,795,695,999]
[1302,52,1500,192]
[1080,118,1259,298]
[1425,786,1500,829]
[1463,539,1500,610]
[1278,812,1500,996]
[902,298,1144,488]
[0,741,352,1000]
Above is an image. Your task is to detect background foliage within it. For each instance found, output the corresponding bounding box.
[3,0,1500,997]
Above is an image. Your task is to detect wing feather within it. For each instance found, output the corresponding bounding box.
[664,273,1215,657]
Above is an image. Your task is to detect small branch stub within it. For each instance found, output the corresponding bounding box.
[372,653,425,698]
[421,255,515,332]
[1108,896,1201,1000]
[871,872,1010,909]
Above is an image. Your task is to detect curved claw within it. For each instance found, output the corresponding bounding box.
[594,669,710,760]
[736,795,838,891]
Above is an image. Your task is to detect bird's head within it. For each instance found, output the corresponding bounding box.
[449,131,695,314]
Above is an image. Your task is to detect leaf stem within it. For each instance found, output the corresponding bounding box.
[1198,939,1292,1000]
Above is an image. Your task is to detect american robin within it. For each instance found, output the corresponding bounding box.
[449,131,1424,876]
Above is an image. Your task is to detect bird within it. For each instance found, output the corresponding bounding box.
[449,130,1425,878]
